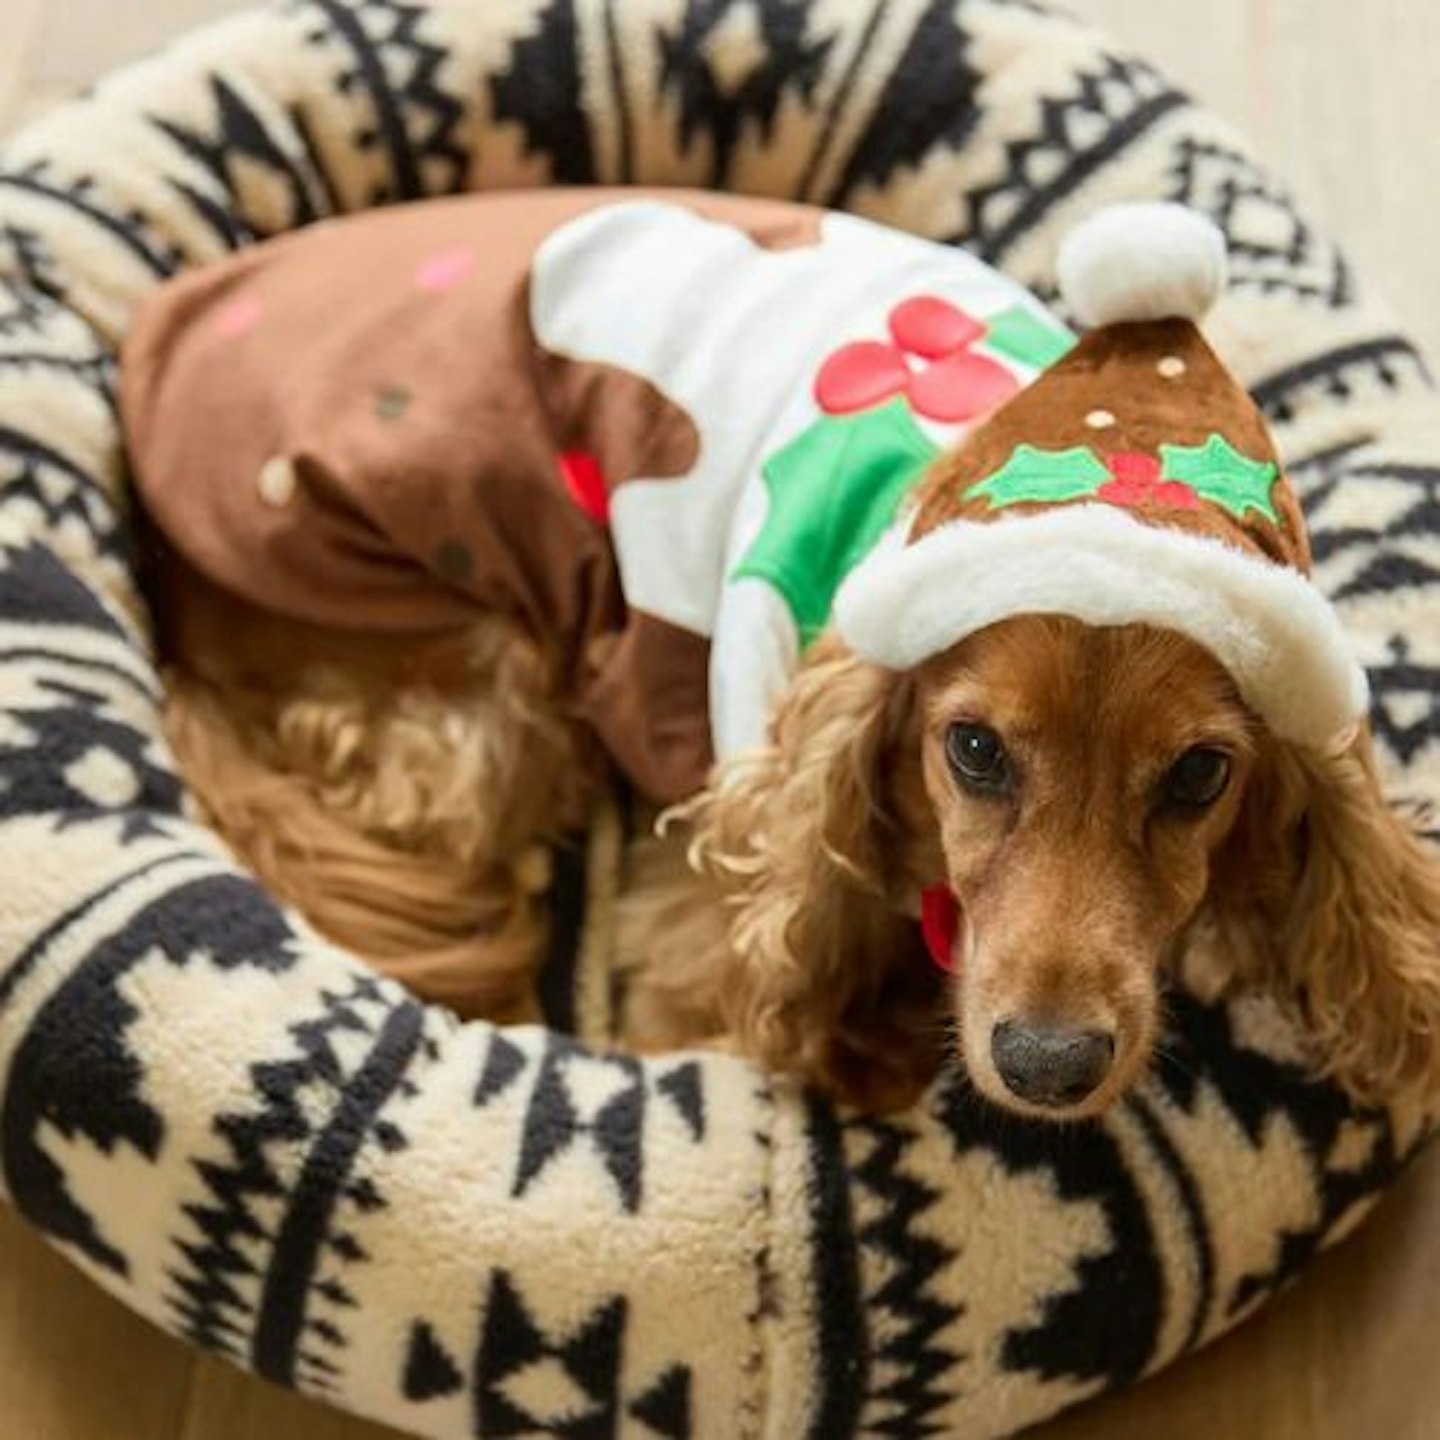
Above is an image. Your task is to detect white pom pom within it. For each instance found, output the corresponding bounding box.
[1058,202,1227,327]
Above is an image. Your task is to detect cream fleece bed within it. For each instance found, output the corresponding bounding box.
[0,2,1436,1436]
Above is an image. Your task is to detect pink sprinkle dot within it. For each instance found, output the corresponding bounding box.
[415,247,475,292]
[214,294,262,338]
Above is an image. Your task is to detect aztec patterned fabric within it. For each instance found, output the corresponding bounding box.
[0,2,1435,1437]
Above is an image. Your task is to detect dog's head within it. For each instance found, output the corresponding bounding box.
[702,618,1440,1121]
[914,615,1257,1116]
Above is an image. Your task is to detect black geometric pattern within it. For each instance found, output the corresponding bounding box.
[403,1319,464,1402]
[959,51,1186,262]
[170,972,432,1390]
[475,1032,708,1213]
[477,1270,626,1437]
[656,0,839,189]
[824,0,984,209]
[149,74,337,249]
[1334,467,1440,596]
[0,160,186,277]
[1167,137,1354,307]
[0,675,180,842]
[489,0,598,184]
[938,1084,1165,1392]
[299,0,470,204]
[1149,994,1405,1318]
[1368,635,1440,768]
[399,1269,693,1440]
[0,425,130,563]
[1252,337,1431,427]
[512,1037,649,1208]
[0,536,129,635]
[0,0,1434,1436]
[843,1115,958,1437]
[0,223,63,308]
[0,270,54,340]
[1284,443,1440,776]
[2,872,299,1276]
[0,289,113,386]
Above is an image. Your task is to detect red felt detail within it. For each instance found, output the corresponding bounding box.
[557,450,610,523]
[907,350,1019,423]
[1099,478,1202,510]
[1106,451,1163,487]
[1100,451,1200,510]
[888,295,985,359]
[921,886,961,973]
[814,340,911,415]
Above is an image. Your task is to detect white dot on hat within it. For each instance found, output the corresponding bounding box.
[256,456,297,508]
[1157,355,1187,379]
[1085,408,1116,430]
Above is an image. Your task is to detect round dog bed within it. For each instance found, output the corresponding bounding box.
[0,2,1435,1436]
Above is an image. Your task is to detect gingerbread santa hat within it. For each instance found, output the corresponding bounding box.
[834,202,1368,750]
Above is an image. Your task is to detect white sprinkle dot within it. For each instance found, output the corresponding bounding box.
[256,456,297,508]
[1158,355,1187,379]
[1085,408,1116,429]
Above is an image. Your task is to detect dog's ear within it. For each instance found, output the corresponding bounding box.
[1214,729,1440,1108]
[686,638,943,1108]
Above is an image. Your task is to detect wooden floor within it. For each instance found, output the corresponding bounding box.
[3,2,1440,1437]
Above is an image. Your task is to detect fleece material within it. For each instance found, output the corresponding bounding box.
[0,3,1433,1439]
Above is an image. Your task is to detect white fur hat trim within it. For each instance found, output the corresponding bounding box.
[833,504,1369,750]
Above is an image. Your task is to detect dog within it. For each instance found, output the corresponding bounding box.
[154,562,1440,1120]
[127,194,1440,1120]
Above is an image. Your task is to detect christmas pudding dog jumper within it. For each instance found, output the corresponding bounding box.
[125,192,1366,803]
[837,202,1369,754]
[120,188,1072,804]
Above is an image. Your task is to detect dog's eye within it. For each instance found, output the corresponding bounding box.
[946,722,1011,793]
[1163,746,1232,811]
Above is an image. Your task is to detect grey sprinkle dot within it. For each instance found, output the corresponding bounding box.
[434,541,474,583]
[376,384,412,421]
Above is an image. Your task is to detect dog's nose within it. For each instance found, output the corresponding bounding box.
[990,1020,1115,1108]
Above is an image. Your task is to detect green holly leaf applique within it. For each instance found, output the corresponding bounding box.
[734,398,940,646]
[981,305,1075,369]
[964,443,1111,510]
[1159,434,1280,522]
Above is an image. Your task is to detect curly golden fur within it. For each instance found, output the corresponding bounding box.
[154,552,592,1022]
[154,549,1440,1119]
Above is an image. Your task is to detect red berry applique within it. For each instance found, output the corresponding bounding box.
[814,295,1066,424]
[889,296,984,358]
[813,340,912,415]
[1097,451,1200,510]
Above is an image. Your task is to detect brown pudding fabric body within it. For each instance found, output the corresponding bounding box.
[121,188,823,803]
